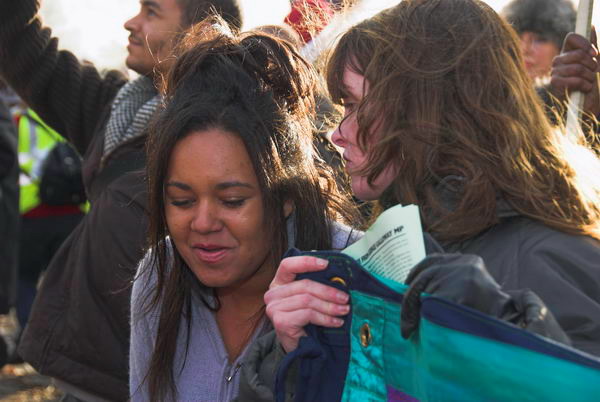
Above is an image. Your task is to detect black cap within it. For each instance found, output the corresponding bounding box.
[501,0,576,49]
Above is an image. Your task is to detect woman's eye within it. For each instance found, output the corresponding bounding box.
[223,199,246,208]
[170,199,193,208]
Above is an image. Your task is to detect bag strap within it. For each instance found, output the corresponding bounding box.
[88,149,145,201]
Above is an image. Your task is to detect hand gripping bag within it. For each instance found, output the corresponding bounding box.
[275,249,600,402]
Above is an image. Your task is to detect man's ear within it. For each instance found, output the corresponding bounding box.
[283,200,294,218]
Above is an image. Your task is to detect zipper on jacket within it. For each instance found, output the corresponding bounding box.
[225,363,242,382]
[219,362,243,402]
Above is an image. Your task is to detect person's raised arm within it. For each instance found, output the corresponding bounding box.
[0,0,127,155]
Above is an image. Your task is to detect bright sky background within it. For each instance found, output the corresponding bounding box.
[39,0,598,72]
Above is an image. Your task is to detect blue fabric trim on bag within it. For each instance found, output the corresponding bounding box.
[421,296,600,369]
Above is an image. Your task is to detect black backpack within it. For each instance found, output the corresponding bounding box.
[39,142,86,206]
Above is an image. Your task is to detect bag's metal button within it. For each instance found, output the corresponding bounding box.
[360,323,372,347]
[330,276,347,287]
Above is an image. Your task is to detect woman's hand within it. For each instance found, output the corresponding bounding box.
[264,256,350,353]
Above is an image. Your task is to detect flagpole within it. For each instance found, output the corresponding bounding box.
[565,0,595,138]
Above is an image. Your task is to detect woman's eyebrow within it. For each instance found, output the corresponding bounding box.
[165,181,191,191]
[165,181,255,191]
[215,181,254,190]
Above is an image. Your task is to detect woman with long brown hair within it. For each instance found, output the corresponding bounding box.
[255,0,600,394]
[129,24,360,402]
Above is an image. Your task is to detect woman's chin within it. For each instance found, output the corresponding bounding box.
[351,181,384,202]
[185,263,232,288]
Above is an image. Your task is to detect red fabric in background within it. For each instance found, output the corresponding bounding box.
[285,0,335,43]
[24,203,82,218]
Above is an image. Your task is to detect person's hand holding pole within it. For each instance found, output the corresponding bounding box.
[565,0,596,137]
[551,30,600,118]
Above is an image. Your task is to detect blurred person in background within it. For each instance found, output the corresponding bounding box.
[0,0,242,400]
[0,89,19,371]
[501,0,576,81]
[14,106,86,358]
[0,80,87,366]
[501,0,600,150]
[286,0,335,44]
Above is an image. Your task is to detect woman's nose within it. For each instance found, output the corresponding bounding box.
[331,126,346,148]
[520,37,533,56]
[190,202,222,233]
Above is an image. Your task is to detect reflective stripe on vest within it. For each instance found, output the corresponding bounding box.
[18,110,63,214]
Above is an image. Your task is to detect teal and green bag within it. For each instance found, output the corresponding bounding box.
[275,249,600,402]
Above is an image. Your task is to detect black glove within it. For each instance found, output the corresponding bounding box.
[504,289,571,345]
[400,253,570,346]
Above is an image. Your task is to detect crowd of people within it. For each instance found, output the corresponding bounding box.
[0,0,599,401]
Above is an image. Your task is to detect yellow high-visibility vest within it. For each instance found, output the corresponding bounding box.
[18,109,64,213]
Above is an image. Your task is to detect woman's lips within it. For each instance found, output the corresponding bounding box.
[343,153,356,171]
[192,246,230,264]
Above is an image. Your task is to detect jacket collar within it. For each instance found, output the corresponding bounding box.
[435,175,521,219]
[380,175,521,220]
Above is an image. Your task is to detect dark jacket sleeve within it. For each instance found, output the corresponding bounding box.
[0,100,16,179]
[518,232,600,356]
[236,331,296,402]
[0,0,127,156]
[0,98,19,314]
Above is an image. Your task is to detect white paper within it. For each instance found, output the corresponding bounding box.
[343,204,426,283]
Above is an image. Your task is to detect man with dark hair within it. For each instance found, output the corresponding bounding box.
[501,0,576,80]
[0,0,242,400]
